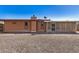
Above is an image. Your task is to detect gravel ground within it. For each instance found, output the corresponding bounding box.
[0,33,79,53]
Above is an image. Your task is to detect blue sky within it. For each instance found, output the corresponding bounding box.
[0,5,79,21]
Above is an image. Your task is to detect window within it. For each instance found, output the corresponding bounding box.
[52,24,55,31]
[41,22,44,26]
[25,22,28,26]
[52,24,55,27]
[12,22,16,24]
[52,28,55,31]
[77,24,79,31]
[41,24,43,26]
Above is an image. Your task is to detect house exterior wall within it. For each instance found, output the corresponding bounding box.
[3,20,46,32]
[4,20,31,32]
[24,21,31,32]
[36,21,46,32]
[49,22,76,33]
[55,22,76,33]
[30,20,37,32]
[3,19,77,33]
[45,22,51,32]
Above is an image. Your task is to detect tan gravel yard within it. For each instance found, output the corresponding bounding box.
[0,33,79,53]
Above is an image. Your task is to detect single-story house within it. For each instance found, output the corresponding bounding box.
[0,15,79,33]
[3,15,50,32]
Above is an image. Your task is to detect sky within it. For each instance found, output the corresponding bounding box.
[0,5,79,21]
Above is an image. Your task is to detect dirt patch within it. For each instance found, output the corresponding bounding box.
[0,34,79,53]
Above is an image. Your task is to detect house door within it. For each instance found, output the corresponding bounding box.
[51,24,55,32]
[0,24,3,32]
[24,22,29,32]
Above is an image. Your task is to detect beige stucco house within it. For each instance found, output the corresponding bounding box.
[45,21,77,33]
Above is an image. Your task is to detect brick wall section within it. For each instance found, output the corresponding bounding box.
[3,20,47,32]
[4,20,31,32]
[30,20,36,32]
[37,21,46,32]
